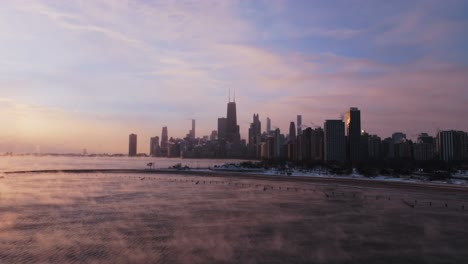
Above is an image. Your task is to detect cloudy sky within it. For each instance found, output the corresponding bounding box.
[1,0,467,153]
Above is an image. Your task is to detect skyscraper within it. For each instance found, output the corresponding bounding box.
[297,115,302,136]
[217,117,227,140]
[324,120,346,162]
[311,127,324,161]
[150,136,160,157]
[288,122,297,160]
[413,133,435,161]
[346,107,361,163]
[191,119,196,139]
[368,135,382,160]
[274,128,281,159]
[266,117,271,134]
[248,114,261,147]
[128,133,137,157]
[289,122,296,142]
[437,131,455,162]
[161,127,168,156]
[226,100,240,142]
[389,132,406,159]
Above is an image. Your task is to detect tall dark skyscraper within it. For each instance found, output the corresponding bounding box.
[324,120,346,162]
[346,107,361,163]
[248,114,261,147]
[217,117,227,140]
[311,127,324,161]
[150,136,159,157]
[437,131,455,162]
[297,115,302,136]
[128,133,137,157]
[161,127,168,155]
[266,117,271,134]
[289,122,296,142]
[191,119,195,139]
[226,99,240,142]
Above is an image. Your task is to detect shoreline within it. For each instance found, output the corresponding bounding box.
[4,168,468,193]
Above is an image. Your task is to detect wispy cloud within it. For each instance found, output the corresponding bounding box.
[1,0,467,152]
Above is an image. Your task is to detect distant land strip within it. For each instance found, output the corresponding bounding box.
[3,168,468,193]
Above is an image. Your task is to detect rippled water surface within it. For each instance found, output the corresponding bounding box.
[0,156,248,172]
[1,171,468,263]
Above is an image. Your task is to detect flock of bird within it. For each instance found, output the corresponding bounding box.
[107,174,467,211]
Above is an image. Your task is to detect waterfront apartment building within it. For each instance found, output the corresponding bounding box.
[324,120,346,162]
[128,133,137,157]
[346,107,361,163]
[150,136,160,157]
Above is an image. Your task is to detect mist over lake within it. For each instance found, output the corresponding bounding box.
[1,157,468,263]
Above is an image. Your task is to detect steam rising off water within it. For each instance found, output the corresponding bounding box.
[1,157,468,263]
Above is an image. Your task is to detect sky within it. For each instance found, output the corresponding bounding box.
[1,0,467,154]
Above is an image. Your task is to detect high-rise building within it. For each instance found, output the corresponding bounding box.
[217,117,227,140]
[324,120,346,162]
[289,122,296,142]
[288,121,296,160]
[360,132,370,162]
[346,107,361,163]
[128,133,137,157]
[150,136,160,157]
[454,131,468,162]
[248,114,261,147]
[274,128,281,159]
[266,117,271,135]
[302,128,312,161]
[368,135,382,160]
[210,130,218,141]
[311,127,324,161]
[395,139,413,160]
[389,132,406,159]
[297,115,302,136]
[437,131,454,162]
[226,100,240,142]
[161,127,168,156]
[413,133,435,161]
[191,119,195,139]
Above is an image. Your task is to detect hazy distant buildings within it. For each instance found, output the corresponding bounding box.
[346,107,361,163]
[266,117,271,135]
[128,133,137,157]
[388,132,406,159]
[122,104,467,165]
[368,134,382,160]
[161,127,168,156]
[413,133,435,161]
[288,122,296,160]
[297,115,302,136]
[324,120,346,162]
[150,136,160,157]
[274,128,281,159]
[190,119,195,139]
[311,127,324,161]
[210,130,217,141]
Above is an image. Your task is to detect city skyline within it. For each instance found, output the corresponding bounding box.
[1,1,468,153]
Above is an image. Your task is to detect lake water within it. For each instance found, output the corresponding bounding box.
[0,156,248,172]
[1,157,468,263]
